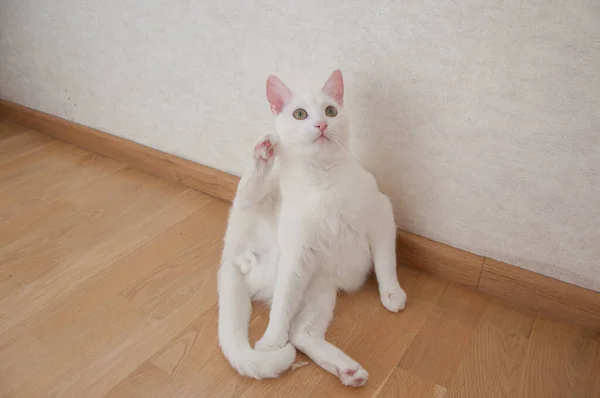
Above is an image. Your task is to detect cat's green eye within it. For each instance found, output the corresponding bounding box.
[293,109,308,120]
[325,105,338,117]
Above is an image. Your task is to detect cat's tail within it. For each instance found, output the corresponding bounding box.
[217,262,296,379]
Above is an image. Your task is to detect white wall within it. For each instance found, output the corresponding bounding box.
[1,0,599,291]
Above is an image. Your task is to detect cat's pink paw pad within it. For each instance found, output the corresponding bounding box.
[253,136,276,163]
[338,366,368,387]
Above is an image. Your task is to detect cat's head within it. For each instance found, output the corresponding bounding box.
[266,70,349,158]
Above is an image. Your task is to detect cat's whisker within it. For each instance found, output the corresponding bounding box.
[332,138,358,164]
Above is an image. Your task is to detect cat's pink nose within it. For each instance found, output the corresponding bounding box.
[315,122,328,133]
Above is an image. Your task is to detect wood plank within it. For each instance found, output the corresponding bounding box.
[150,307,256,398]
[0,141,82,194]
[397,230,484,287]
[0,167,193,292]
[584,341,600,398]
[49,210,226,397]
[378,369,447,398]
[396,284,490,387]
[479,258,600,330]
[0,99,239,202]
[0,202,228,397]
[0,130,54,163]
[105,362,197,398]
[511,315,599,397]
[0,145,125,221]
[0,170,211,335]
[0,332,57,397]
[443,301,537,397]
[0,120,27,141]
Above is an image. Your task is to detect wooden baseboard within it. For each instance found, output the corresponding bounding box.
[479,259,599,329]
[0,100,239,203]
[395,230,483,287]
[1,99,598,330]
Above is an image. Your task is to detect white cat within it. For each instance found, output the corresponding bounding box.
[217,70,407,387]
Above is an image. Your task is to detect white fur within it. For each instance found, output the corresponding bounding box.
[217,71,406,386]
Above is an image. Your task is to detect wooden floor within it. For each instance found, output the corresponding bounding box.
[0,120,598,398]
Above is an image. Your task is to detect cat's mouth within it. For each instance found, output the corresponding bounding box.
[314,133,330,143]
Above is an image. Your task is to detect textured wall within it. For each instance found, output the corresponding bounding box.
[1,0,599,291]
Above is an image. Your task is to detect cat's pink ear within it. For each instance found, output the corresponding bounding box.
[322,69,344,105]
[266,75,292,114]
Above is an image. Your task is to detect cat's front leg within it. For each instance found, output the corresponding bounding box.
[370,197,407,312]
[236,134,278,209]
[255,243,315,351]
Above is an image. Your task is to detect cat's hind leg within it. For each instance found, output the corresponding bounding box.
[234,251,258,275]
[289,279,369,387]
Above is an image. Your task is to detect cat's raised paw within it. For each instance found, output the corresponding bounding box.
[380,286,407,312]
[338,366,369,387]
[253,135,277,165]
